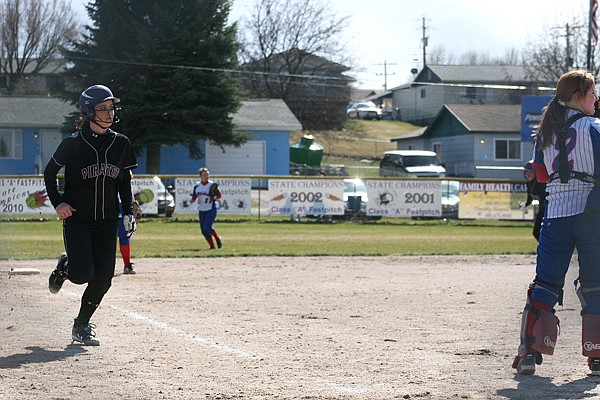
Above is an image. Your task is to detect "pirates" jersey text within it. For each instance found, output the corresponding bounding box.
[81,163,121,180]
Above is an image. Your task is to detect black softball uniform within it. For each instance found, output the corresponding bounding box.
[44,124,137,284]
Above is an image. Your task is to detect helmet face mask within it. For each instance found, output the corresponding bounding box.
[79,85,121,123]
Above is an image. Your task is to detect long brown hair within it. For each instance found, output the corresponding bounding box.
[536,69,595,148]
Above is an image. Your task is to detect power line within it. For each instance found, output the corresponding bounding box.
[66,56,554,92]
[374,60,397,90]
[68,56,354,84]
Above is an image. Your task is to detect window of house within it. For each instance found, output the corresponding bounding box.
[0,129,23,159]
[463,87,488,102]
[420,88,426,98]
[494,139,521,160]
[432,143,441,159]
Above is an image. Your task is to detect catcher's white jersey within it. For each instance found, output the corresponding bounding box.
[191,180,217,212]
[533,110,600,218]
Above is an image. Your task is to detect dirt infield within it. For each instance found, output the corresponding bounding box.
[1,255,599,400]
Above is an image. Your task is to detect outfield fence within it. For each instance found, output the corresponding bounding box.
[1,175,536,222]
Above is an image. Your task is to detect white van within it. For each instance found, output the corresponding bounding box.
[379,150,446,177]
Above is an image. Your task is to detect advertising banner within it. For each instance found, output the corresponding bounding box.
[0,178,55,215]
[458,181,534,220]
[365,180,442,218]
[268,179,344,216]
[131,178,158,215]
[175,177,252,215]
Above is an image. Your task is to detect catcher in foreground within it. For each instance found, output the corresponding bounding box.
[190,168,223,249]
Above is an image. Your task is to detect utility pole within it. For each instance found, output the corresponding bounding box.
[587,0,598,71]
[375,60,397,90]
[557,22,582,69]
[421,17,429,69]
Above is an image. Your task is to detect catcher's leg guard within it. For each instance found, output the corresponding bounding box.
[531,305,559,354]
[582,314,600,358]
[513,286,560,374]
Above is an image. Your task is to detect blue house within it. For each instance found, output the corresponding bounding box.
[391,103,532,180]
[0,97,301,176]
[0,97,72,175]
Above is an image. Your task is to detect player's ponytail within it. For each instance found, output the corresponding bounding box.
[536,70,595,149]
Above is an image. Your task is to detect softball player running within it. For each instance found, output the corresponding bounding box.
[190,168,222,249]
[44,85,137,346]
[512,70,600,375]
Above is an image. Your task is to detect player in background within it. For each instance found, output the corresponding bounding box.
[190,167,222,249]
[512,70,600,376]
[44,85,137,346]
[118,194,142,275]
[519,160,546,242]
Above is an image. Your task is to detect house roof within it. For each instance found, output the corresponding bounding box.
[0,97,74,128]
[242,48,351,75]
[0,97,302,132]
[350,88,378,102]
[442,104,521,132]
[233,99,302,131]
[3,58,67,75]
[391,104,521,141]
[416,64,542,84]
[390,126,427,142]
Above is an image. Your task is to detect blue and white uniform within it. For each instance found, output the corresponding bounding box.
[190,180,221,248]
[531,109,600,313]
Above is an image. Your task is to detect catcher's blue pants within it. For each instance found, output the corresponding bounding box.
[532,210,600,314]
[198,207,217,241]
[117,217,131,245]
[117,203,130,245]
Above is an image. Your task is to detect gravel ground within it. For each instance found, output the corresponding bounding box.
[1,255,599,399]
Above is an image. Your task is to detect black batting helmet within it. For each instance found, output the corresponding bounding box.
[79,85,121,122]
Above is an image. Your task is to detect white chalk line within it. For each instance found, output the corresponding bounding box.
[59,288,252,358]
[55,285,370,394]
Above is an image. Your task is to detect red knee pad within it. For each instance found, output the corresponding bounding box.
[531,302,559,355]
[582,314,600,357]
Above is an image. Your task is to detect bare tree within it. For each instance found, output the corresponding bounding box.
[522,18,595,83]
[0,0,78,94]
[238,0,353,129]
[427,46,521,66]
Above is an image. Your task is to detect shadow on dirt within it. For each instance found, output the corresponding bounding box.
[0,345,88,369]
[497,374,600,399]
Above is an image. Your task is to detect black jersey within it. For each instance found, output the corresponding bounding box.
[44,124,137,221]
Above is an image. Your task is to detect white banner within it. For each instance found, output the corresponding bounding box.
[132,178,159,215]
[175,177,252,214]
[268,179,345,216]
[0,178,55,215]
[458,182,533,220]
[366,180,442,218]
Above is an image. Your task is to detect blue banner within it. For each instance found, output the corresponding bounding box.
[521,96,553,142]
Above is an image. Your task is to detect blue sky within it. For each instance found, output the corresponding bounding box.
[70,0,592,89]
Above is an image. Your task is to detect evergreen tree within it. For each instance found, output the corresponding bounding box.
[60,0,245,173]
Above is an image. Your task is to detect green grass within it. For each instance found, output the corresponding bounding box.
[290,120,423,177]
[0,217,538,260]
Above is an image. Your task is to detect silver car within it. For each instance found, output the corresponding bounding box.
[347,101,382,120]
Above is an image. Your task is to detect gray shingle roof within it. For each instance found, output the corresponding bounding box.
[0,97,74,128]
[418,65,553,85]
[444,104,521,132]
[233,99,302,131]
[0,97,302,132]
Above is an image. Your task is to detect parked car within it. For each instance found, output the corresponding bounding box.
[379,150,446,178]
[441,180,460,219]
[347,101,382,120]
[154,176,175,217]
[411,179,459,220]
